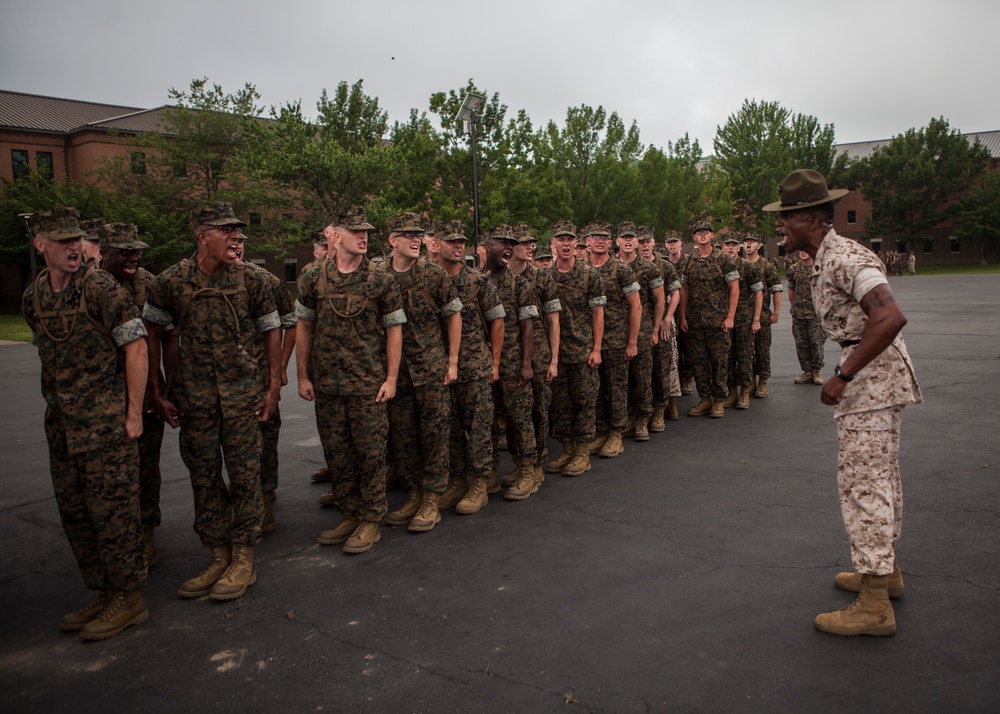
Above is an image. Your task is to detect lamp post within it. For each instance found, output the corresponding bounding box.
[18,213,36,281]
[456,93,487,240]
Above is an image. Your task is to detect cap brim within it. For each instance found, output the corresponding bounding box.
[206,219,248,227]
[762,188,849,212]
[347,222,375,231]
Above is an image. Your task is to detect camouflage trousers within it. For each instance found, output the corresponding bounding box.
[180,412,264,547]
[652,331,681,406]
[449,379,495,484]
[492,376,537,468]
[726,324,755,390]
[46,416,145,592]
[686,326,731,401]
[529,370,552,466]
[596,349,629,435]
[836,406,904,575]
[387,371,450,495]
[752,319,773,378]
[676,325,693,380]
[551,361,599,444]
[628,339,654,418]
[138,409,164,529]
[793,316,826,371]
[315,393,389,522]
[260,403,281,495]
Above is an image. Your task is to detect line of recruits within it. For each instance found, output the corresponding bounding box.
[22,203,785,642]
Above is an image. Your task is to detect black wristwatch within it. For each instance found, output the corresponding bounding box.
[834,364,854,383]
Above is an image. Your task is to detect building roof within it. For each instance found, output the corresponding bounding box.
[835,130,1000,161]
[86,107,175,134]
[0,90,144,133]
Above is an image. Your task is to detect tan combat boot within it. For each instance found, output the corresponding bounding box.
[317,516,361,545]
[622,416,635,437]
[456,477,489,514]
[384,489,422,526]
[261,491,277,534]
[723,388,739,408]
[746,377,757,398]
[318,490,337,507]
[142,527,159,567]
[754,377,768,398]
[815,574,896,636]
[545,442,575,473]
[681,377,693,395]
[649,407,666,433]
[666,397,679,420]
[587,433,610,455]
[687,397,712,417]
[501,464,521,487]
[59,591,113,632]
[812,369,824,385]
[487,467,502,494]
[836,563,905,599]
[709,400,725,418]
[438,476,469,509]
[79,590,149,641]
[794,371,813,384]
[600,430,625,457]
[408,492,441,532]
[343,521,381,554]
[309,466,331,483]
[634,417,650,442]
[505,462,540,501]
[563,443,592,477]
[209,544,256,600]
[736,389,751,410]
[178,545,231,598]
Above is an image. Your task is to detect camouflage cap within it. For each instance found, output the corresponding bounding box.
[692,220,714,234]
[743,232,762,242]
[312,229,328,247]
[664,230,683,243]
[534,245,553,259]
[30,207,87,242]
[615,221,639,238]
[576,236,587,248]
[424,219,441,236]
[438,219,468,243]
[191,202,247,228]
[387,212,425,234]
[550,219,577,238]
[336,205,375,231]
[99,222,149,251]
[513,224,537,243]
[79,217,105,242]
[582,220,612,237]
[486,224,517,242]
[723,233,742,245]
[637,225,655,241]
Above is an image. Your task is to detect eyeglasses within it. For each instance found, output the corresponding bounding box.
[694,229,712,235]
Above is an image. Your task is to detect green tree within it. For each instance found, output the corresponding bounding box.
[850,117,991,245]
[953,168,1000,263]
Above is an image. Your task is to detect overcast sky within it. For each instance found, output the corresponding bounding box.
[2,0,996,152]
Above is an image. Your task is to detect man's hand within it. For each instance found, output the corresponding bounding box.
[821,375,848,406]
[769,313,779,325]
[625,342,638,361]
[722,316,734,332]
[125,412,144,441]
[518,363,534,387]
[298,377,315,402]
[587,348,602,369]
[376,379,397,403]
[488,365,500,384]
[280,369,289,387]
[546,361,558,382]
[659,319,674,342]
[443,363,458,386]
[153,396,181,429]
[751,318,761,334]
[679,317,689,333]
[258,385,280,423]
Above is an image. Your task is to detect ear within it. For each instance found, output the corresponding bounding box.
[33,237,45,254]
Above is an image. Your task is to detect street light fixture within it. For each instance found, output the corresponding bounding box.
[18,212,36,280]
[456,92,486,241]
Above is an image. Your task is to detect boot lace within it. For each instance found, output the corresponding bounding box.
[94,592,127,622]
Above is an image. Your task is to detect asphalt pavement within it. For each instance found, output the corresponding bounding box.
[1,274,998,713]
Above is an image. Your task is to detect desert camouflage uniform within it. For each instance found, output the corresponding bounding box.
[623,256,662,419]
[814,230,922,575]
[517,262,561,465]
[380,259,462,495]
[651,257,682,405]
[448,265,504,484]
[726,256,764,392]
[750,258,783,379]
[787,259,827,372]
[145,260,279,547]
[258,269,296,496]
[24,265,147,592]
[295,258,406,522]
[551,260,605,443]
[487,267,539,469]
[594,258,640,435]
[681,249,739,400]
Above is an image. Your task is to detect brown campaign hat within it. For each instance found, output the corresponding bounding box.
[387,212,425,234]
[337,205,375,231]
[191,203,246,228]
[30,207,87,242]
[99,222,149,250]
[438,219,468,243]
[763,169,849,212]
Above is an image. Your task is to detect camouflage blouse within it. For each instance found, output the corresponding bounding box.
[680,249,739,329]
[551,259,606,364]
[449,264,505,383]
[487,267,539,379]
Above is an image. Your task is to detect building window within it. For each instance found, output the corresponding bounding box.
[870,239,882,254]
[896,240,907,253]
[923,240,933,254]
[131,152,146,175]
[950,237,960,253]
[249,212,262,227]
[250,258,266,267]
[172,160,187,178]
[11,149,29,180]
[282,213,293,220]
[777,244,786,257]
[35,151,54,180]
[284,260,297,283]
[847,210,856,224]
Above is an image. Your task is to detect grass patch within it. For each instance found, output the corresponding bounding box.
[0,313,32,342]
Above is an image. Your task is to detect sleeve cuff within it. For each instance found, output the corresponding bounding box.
[256,311,281,333]
[112,318,148,347]
[279,312,297,328]
[770,284,784,293]
[294,300,317,322]
[484,305,506,322]
[142,303,174,326]
[724,271,740,283]
[383,309,407,327]
[543,298,562,314]
[518,305,539,321]
[589,296,607,308]
[622,281,640,297]
[441,298,463,317]
[750,281,764,292]
[649,277,664,289]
